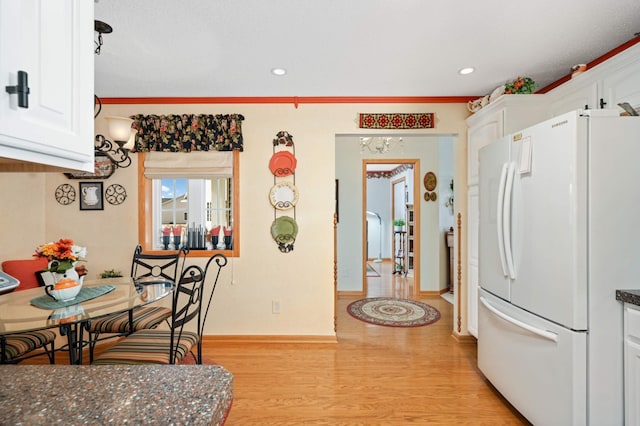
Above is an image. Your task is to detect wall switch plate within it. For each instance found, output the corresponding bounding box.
[272,300,280,314]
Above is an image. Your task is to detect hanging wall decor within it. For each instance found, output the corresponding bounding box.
[269,131,298,253]
[55,184,76,205]
[105,184,127,205]
[358,113,434,129]
[79,182,104,211]
[423,171,438,202]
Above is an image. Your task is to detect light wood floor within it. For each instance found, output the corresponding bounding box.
[22,260,529,425]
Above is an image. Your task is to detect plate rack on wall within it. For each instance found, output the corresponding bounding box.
[269,131,298,253]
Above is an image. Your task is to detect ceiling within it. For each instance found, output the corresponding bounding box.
[94,0,640,99]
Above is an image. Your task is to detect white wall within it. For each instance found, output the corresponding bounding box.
[0,102,470,336]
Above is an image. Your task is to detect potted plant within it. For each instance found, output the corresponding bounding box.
[393,219,406,232]
[100,269,123,279]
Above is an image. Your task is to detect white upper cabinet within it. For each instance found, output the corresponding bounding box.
[549,43,640,117]
[0,0,94,171]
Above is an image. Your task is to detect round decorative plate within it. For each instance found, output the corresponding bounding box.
[269,181,299,210]
[269,151,297,177]
[55,184,76,205]
[105,184,127,205]
[423,171,437,191]
[270,216,298,244]
[430,192,437,201]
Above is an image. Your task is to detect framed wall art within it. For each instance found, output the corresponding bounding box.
[79,182,104,210]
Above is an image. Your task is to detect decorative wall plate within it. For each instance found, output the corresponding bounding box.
[423,171,437,191]
[105,184,127,205]
[269,181,299,210]
[430,192,437,201]
[271,216,298,244]
[55,184,76,205]
[269,151,297,177]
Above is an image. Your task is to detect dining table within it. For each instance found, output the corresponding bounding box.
[0,277,174,364]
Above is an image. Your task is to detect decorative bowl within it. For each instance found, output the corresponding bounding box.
[45,280,83,302]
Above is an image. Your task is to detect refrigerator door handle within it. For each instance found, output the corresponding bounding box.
[503,162,517,279]
[480,296,558,342]
[496,163,509,276]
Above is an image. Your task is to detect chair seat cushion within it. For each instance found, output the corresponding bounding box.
[89,306,172,334]
[93,330,199,365]
[1,330,56,361]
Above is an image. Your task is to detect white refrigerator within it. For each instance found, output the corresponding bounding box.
[478,109,640,425]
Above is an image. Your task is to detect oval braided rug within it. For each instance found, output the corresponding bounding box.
[347,297,440,327]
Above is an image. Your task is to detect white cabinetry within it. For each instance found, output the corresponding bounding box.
[465,95,548,337]
[548,43,640,117]
[625,303,640,426]
[0,0,94,172]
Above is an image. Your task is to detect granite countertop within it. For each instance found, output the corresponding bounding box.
[616,289,640,306]
[0,365,233,425]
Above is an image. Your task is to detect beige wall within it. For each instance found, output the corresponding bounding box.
[0,101,471,337]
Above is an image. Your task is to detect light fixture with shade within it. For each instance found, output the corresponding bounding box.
[95,116,135,169]
[93,19,134,168]
[360,137,403,154]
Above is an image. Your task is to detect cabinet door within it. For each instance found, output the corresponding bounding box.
[602,59,640,110]
[625,305,640,426]
[549,81,599,116]
[467,110,503,186]
[0,0,94,170]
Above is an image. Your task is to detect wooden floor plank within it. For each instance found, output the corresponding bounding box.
[20,261,529,424]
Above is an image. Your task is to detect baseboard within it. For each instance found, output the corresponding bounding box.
[418,288,449,298]
[451,331,477,344]
[338,291,364,298]
[202,335,338,344]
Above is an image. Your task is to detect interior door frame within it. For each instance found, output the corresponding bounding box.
[362,158,420,297]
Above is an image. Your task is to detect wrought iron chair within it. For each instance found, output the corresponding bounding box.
[1,331,56,364]
[93,254,227,365]
[86,245,188,362]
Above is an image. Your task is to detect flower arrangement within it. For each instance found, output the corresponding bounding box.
[504,76,536,94]
[33,238,87,273]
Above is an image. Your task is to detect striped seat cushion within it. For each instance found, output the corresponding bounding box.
[89,306,172,334]
[2,330,56,361]
[93,330,199,365]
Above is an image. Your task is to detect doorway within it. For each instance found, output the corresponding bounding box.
[362,159,420,298]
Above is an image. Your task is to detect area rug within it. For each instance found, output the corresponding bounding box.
[347,297,440,327]
[366,263,380,277]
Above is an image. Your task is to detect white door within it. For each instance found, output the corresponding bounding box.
[478,135,511,301]
[508,111,588,330]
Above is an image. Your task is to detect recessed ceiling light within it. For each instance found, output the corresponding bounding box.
[271,68,287,76]
[458,67,475,75]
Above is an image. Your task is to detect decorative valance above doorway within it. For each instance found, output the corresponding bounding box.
[358,113,434,129]
[130,114,244,152]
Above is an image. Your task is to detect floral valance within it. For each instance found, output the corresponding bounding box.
[130,114,244,152]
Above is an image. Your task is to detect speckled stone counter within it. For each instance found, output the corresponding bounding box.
[616,289,640,306]
[0,365,233,425]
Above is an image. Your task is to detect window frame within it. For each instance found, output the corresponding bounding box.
[137,150,240,258]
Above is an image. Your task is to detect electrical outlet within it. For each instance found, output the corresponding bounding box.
[272,300,280,314]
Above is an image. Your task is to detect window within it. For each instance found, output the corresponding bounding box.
[138,150,239,257]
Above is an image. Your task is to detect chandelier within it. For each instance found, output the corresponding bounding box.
[360,137,403,154]
[93,19,134,168]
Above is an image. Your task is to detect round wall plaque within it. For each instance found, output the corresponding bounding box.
[105,184,127,205]
[55,184,76,205]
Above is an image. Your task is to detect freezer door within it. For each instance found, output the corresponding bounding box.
[509,111,588,329]
[478,135,511,301]
[478,289,587,425]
